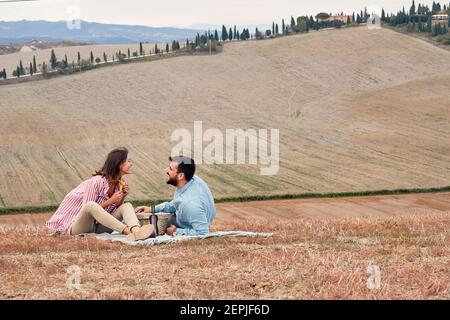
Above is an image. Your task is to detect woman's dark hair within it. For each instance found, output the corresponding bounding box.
[169,156,195,181]
[94,147,129,180]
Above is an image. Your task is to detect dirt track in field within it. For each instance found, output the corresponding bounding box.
[1,192,448,228]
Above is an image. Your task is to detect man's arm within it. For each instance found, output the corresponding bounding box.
[154,200,177,213]
[175,202,209,236]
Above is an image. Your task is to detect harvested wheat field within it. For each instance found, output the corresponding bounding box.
[0,26,449,209]
[0,192,449,299]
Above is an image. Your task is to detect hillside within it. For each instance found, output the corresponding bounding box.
[0,26,449,208]
[0,42,161,77]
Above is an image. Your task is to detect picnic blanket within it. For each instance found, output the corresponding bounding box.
[94,231,273,246]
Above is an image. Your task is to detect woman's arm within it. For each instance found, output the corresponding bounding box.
[100,190,124,209]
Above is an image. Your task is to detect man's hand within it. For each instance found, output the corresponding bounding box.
[135,206,151,213]
[166,224,177,236]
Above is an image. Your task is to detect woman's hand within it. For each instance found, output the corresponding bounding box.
[122,185,129,197]
[110,190,124,205]
[135,206,151,213]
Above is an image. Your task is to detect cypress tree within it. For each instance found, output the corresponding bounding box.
[214,29,219,41]
[221,25,228,41]
[2,68,6,79]
[410,0,416,15]
[139,42,144,55]
[276,23,279,35]
[103,52,107,62]
[77,51,81,65]
[29,62,33,76]
[272,22,275,35]
[282,19,285,34]
[229,27,233,40]
[90,51,94,64]
[166,43,169,53]
[16,66,20,78]
[291,16,295,28]
[50,49,57,69]
[127,48,130,58]
[32,55,37,73]
[19,60,24,75]
[234,25,237,39]
[154,44,158,54]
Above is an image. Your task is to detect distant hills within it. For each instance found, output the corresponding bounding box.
[0,20,200,44]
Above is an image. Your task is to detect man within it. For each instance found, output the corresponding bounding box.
[135,156,216,236]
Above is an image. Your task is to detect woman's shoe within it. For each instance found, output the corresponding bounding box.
[126,224,154,241]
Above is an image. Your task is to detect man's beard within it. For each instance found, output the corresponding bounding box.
[166,175,178,186]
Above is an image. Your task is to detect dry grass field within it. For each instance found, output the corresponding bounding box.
[0,192,449,299]
[0,26,449,209]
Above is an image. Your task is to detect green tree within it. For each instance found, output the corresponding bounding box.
[29,62,33,76]
[154,44,158,54]
[297,16,309,32]
[291,16,295,28]
[233,25,237,39]
[90,51,94,64]
[2,68,6,79]
[50,49,58,69]
[272,21,275,35]
[410,0,416,15]
[64,54,68,68]
[282,19,285,34]
[214,29,219,41]
[127,48,130,58]
[16,66,20,78]
[32,55,37,73]
[139,42,144,56]
[275,23,279,35]
[103,52,107,62]
[19,60,24,75]
[382,9,386,21]
[221,25,228,41]
[166,43,169,53]
[77,51,81,65]
[316,12,330,20]
[229,27,233,40]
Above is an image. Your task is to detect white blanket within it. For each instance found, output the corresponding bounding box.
[94,231,273,246]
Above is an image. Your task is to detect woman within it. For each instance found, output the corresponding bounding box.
[46,147,153,241]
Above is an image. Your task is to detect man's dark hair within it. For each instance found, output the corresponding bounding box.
[169,156,195,181]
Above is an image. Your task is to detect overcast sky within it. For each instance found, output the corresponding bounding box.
[0,0,443,28]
